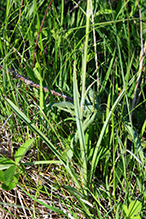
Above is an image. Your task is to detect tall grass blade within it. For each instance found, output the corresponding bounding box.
[81,0,91,118]
[73,62,87,193]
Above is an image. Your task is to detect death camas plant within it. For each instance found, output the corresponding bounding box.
[0,0,146,218]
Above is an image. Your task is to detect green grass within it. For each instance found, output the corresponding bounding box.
[0,0,146,218]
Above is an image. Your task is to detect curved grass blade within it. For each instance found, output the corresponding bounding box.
[2,96,65,164]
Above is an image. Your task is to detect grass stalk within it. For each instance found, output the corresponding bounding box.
[81,0,91,119]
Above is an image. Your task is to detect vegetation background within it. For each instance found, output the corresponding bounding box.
[0,0,146,218]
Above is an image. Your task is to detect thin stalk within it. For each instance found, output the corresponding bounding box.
[61,0,64,27]
[81,0,91,119]
[90,0,99,87]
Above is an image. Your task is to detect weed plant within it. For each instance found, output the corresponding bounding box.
[0,0,146,218]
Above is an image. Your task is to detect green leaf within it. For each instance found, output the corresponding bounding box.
[4,165,17,186]
[0,158,15,170]
[50,101,75,114]
[20,160,61,166]
[128,200,142,217]
[132,216,141,219]
[95,9,114,16]
[25,1,34,18]
[15,138,34,165]
[2,180,16,190]
[26,66,38,83]
[0,170,4,182]
[123,204,128,215]
[123,200,142,218]
[33,67,41,81]
[2,174,18,190]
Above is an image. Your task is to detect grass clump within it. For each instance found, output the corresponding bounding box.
[0,0,146,218]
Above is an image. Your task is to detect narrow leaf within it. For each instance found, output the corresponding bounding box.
[3,96,64,163]
[15,138,34,165]
[73,62,87,189]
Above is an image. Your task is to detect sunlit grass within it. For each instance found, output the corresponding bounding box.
[0,0,146,218]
